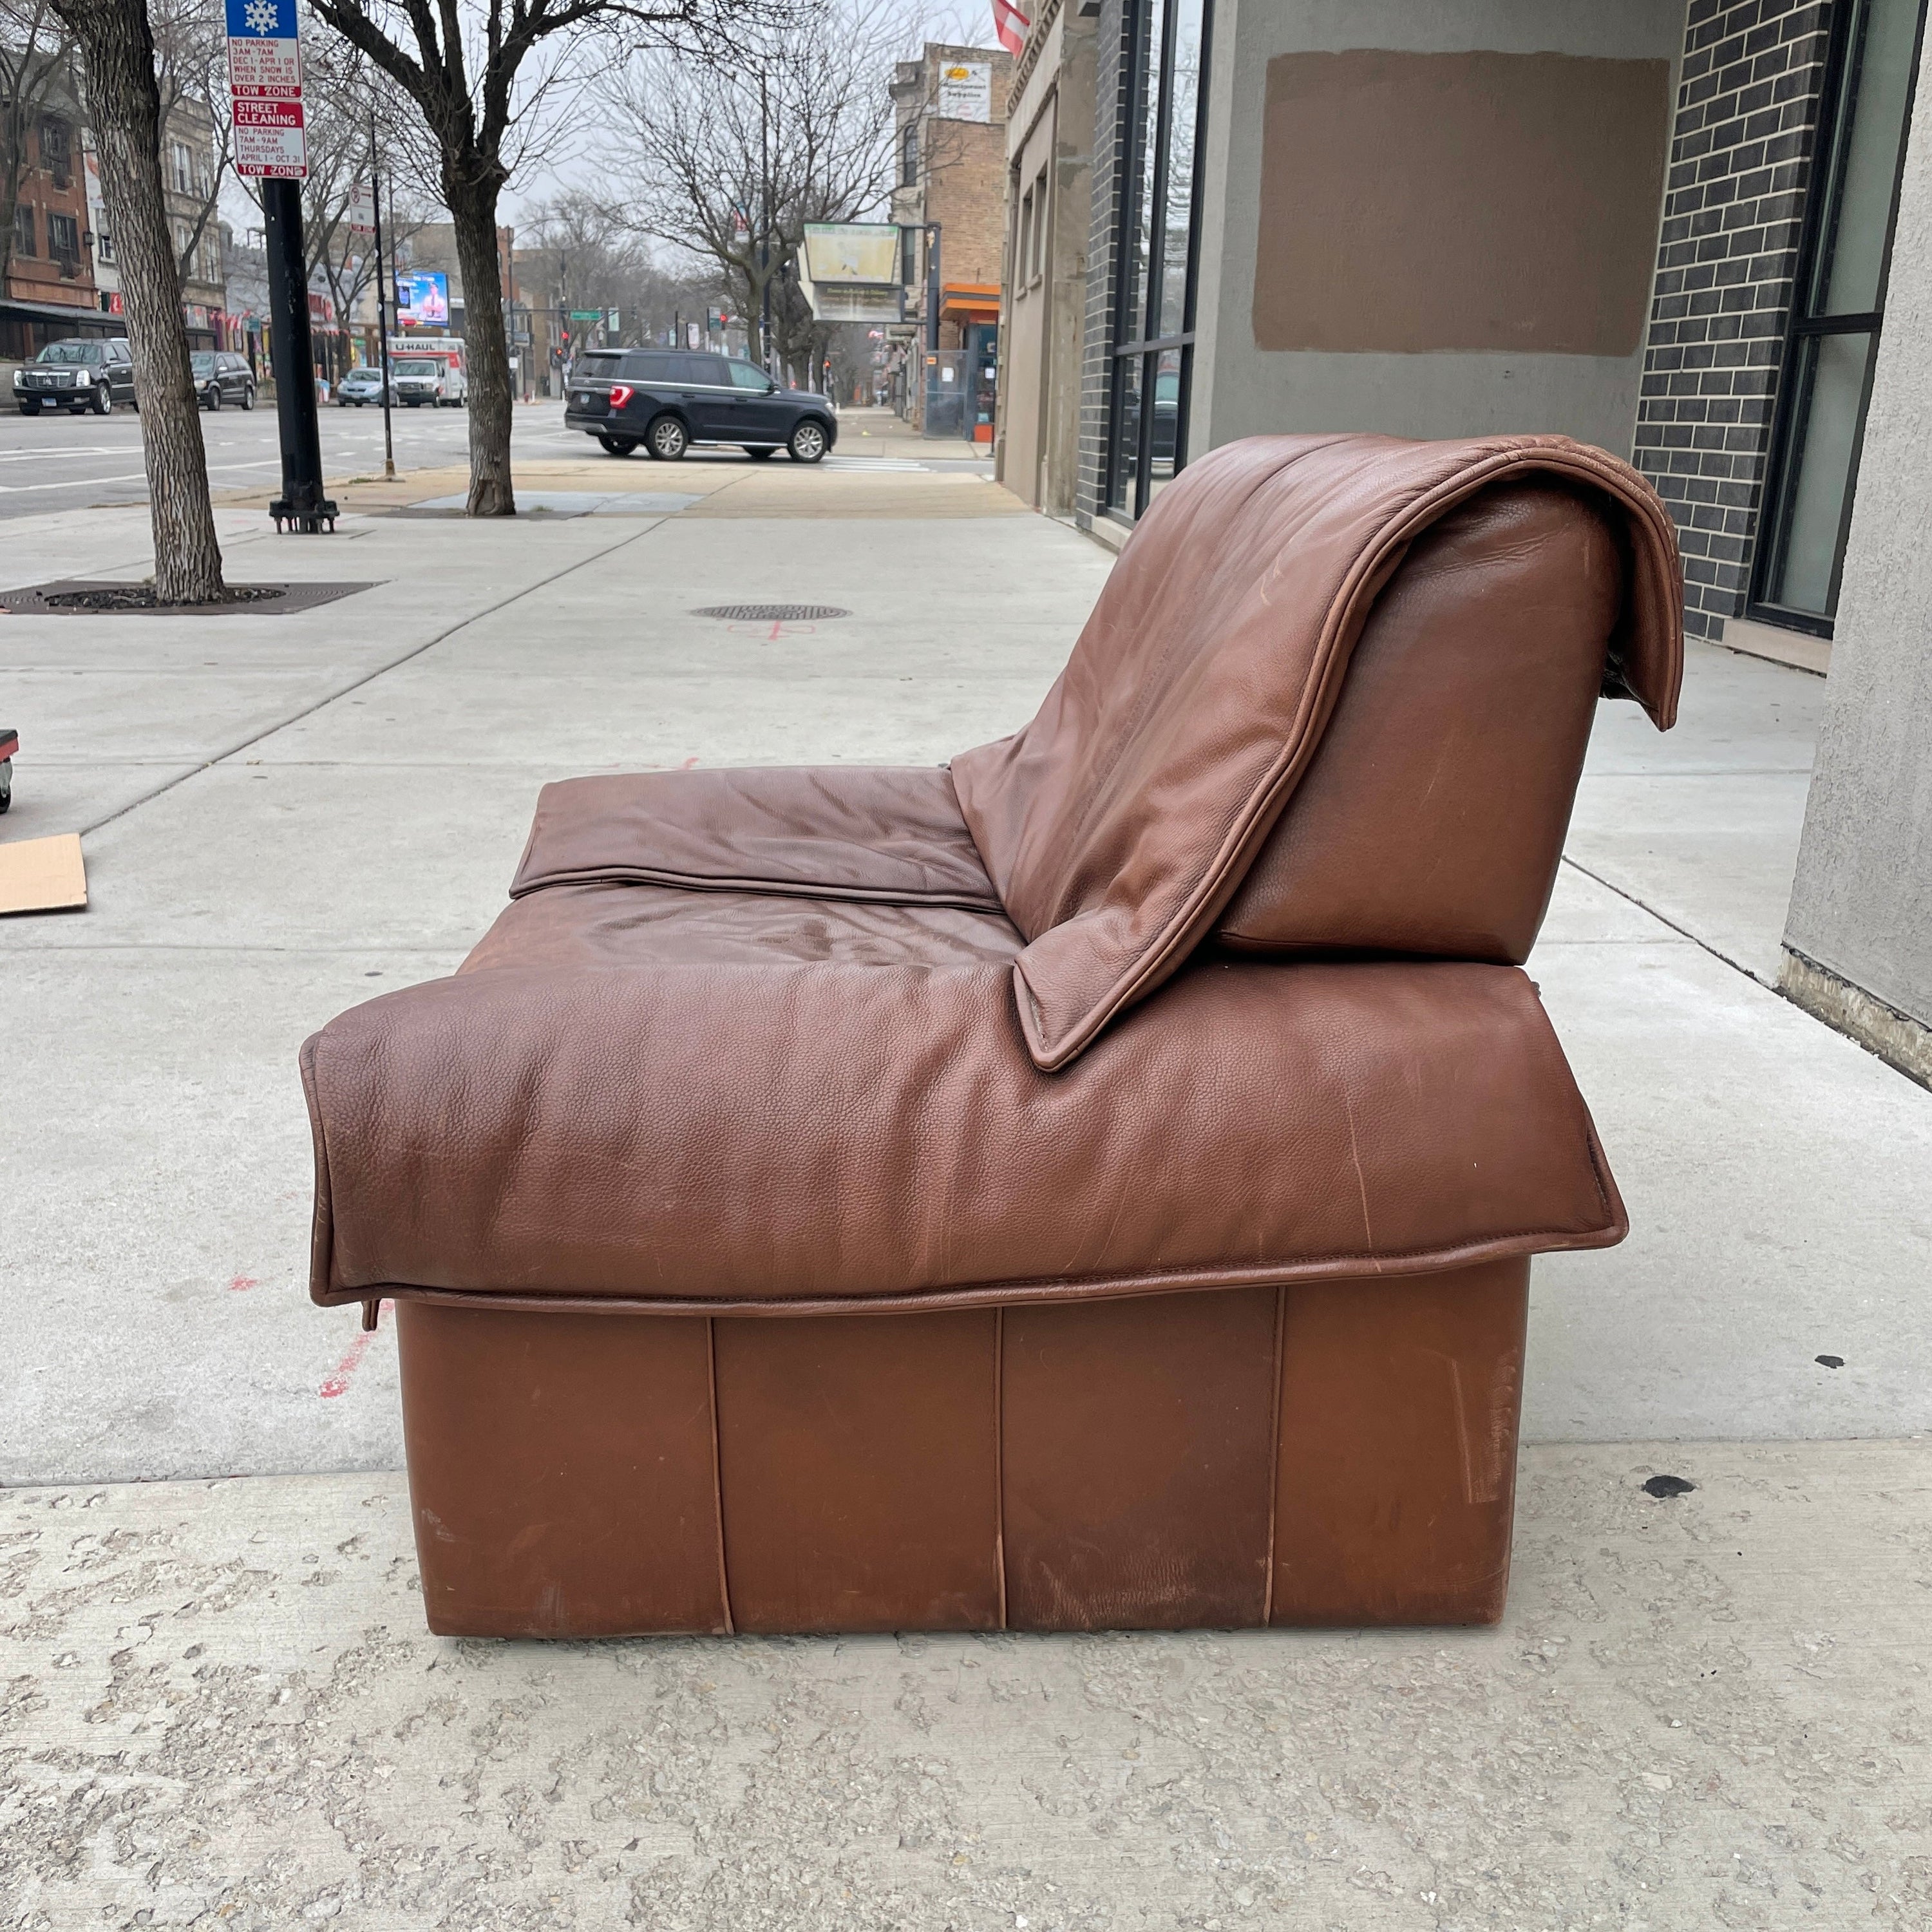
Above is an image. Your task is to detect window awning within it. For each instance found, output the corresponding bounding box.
[939,282,1001,323]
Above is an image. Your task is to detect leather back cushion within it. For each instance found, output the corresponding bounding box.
[1214,478,1620,964]
[951,435,1679,1070]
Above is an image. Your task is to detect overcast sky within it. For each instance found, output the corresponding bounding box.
[497,0,990,229]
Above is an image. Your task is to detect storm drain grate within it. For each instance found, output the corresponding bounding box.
[692,603,849,622]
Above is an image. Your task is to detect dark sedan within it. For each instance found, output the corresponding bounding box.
[564,350,837,463]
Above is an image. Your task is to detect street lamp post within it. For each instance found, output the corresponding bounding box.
[369,111,395,481]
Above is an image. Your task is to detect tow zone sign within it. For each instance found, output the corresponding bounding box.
[226,0,306,178]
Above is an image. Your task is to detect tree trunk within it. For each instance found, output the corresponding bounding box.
[51,0,225,603]
[446,176,515,517]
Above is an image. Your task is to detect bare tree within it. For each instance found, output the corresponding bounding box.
[303,0,783,517]
[609,0,903,392]
[519,189,721,348]
[0,0,77,290]
[147,0,229,285]
[49,0,224,601]
[277,38,430,375]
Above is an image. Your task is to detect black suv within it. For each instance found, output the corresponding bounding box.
[192,350,256,411]
[14,337,137,415]
[564,350,837,463]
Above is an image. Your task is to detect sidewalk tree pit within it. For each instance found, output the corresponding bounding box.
[0,581,375,618]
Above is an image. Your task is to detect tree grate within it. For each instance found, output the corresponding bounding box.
[692,603,850,622]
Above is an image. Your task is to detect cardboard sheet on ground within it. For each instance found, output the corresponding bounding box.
[0,833,87,914]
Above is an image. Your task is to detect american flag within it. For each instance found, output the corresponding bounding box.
[992,0,1029,56]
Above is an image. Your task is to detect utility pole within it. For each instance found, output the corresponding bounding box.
[925,221,943,355]
[370,111,395,481]
[263,177,336,533]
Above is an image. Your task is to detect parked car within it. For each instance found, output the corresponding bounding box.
[564,350,837,463]
[335,365,395,408]
[13,337,137,415]
[191,350,256,411]
[392,354,467,408]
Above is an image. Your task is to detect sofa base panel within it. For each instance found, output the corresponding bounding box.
[396,1258,1528,1638]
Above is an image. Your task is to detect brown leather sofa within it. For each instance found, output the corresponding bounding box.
[302,433,1683,1638]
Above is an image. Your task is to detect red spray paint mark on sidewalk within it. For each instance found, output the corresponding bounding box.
[229,1274,260,1293]
[320,1301,388,1398]
[679,755,700,769]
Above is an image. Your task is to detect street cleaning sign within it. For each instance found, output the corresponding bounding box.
[225,0,307,179]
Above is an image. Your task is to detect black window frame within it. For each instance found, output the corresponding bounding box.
[39,115,71,186]
[1102,0,1215,522]
[1748,0,1928,637]
[47,209,80,273]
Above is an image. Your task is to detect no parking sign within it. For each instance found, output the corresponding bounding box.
[226,0,307,178]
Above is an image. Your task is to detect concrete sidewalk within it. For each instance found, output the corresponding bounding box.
[6,1442,1928,1930]
[3,442,1929,1923]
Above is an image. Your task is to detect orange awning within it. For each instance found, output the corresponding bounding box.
[939,281,1001,322]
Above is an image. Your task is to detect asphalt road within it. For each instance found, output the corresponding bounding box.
[0,401,987,518]
[0,395,593,520]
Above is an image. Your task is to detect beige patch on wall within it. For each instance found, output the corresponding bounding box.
[1252,50,1671,356]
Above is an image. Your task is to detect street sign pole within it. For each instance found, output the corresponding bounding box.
[369,113,395,480]
[263,180,332,532]
[226,0,333,532]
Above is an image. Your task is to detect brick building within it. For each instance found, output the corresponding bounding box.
[2,82,100,359]
[161,93,225,348]
[888,44,1012,435]
[1632,0,1917,657]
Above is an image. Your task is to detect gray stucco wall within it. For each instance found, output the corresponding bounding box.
[1193,0,1687,457]
[1781,19,1932,1046]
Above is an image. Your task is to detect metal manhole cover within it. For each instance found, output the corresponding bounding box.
[692,603,849,622]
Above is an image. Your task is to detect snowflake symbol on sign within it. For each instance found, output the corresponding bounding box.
[243,0,280,33]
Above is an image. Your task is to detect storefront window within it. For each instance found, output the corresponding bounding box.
[1753,0,1926,631]
[1104,0,1211,518]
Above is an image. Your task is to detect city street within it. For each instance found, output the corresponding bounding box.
[0,397,983,520]
[0,395,478,518]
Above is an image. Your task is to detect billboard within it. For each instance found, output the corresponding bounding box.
[397,270,449,327]
[799,224,904,325]
[936,61,991,123]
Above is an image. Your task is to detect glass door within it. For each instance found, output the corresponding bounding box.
[1752,0,1927,632]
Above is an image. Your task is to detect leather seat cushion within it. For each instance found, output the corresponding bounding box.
[303,880,1624,1314]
